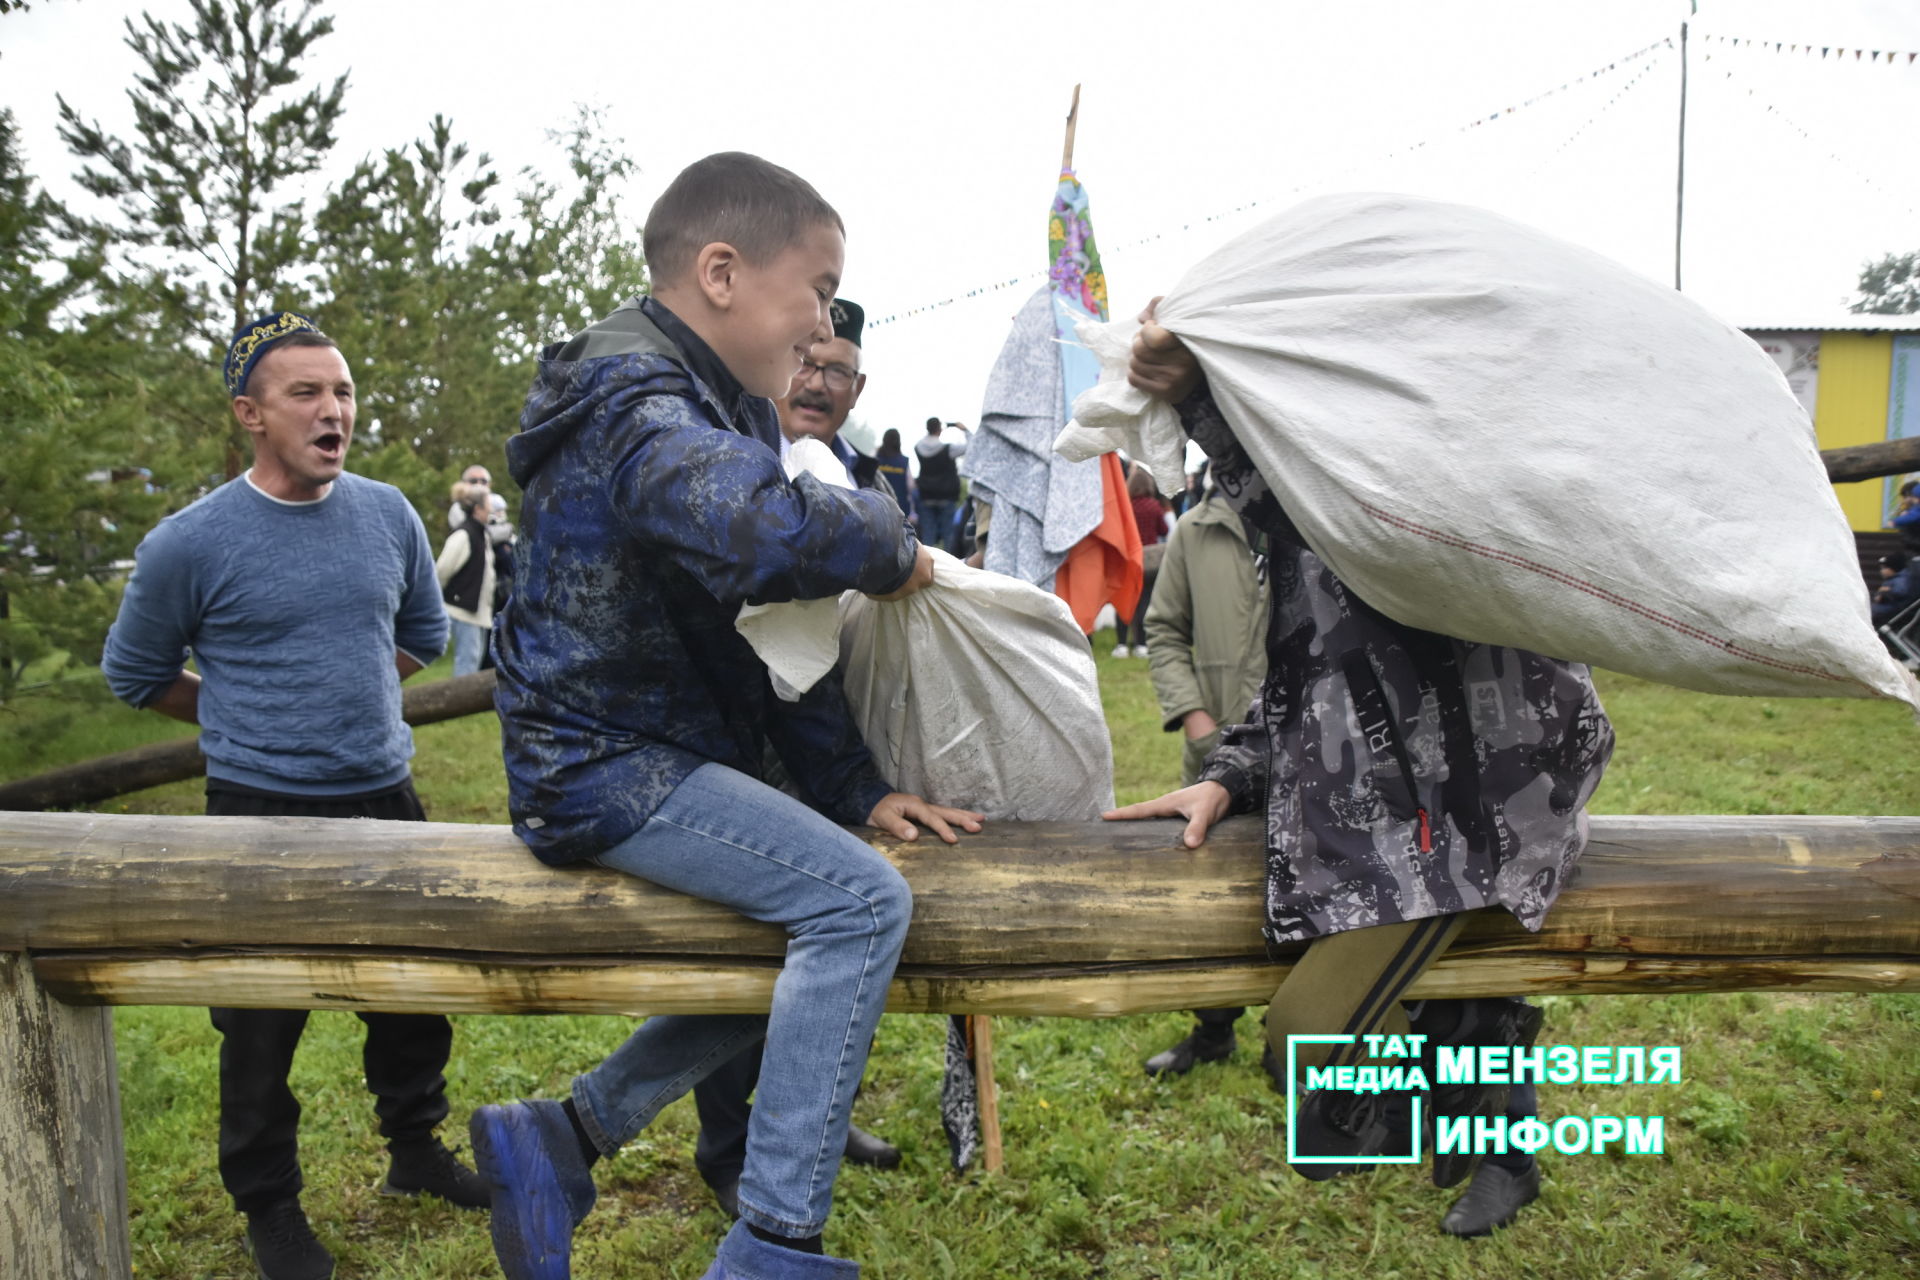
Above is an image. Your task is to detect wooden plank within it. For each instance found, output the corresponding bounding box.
[969,1014,1003,1173]
[0,670,498,812]
[0,952,131,1280]
[3,813,1917,972]
[27,949,1920,1018]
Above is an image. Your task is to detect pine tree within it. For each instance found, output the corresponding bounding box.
[57,0,346,470]
[1850,252,1920,316]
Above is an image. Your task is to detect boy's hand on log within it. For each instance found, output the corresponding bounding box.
[1128,297,1202,406]
[1102,780,1232,849]
[870,544,935,601]
[868,792,985,844]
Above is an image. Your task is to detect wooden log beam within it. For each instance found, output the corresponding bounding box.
[1822,434,1920,485]
[0,952,130,1279]
[3,811,1917,1013]
[0,670,499,812]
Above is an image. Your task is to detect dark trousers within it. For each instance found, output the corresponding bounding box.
[206,779,455,1212]
[692,1042,764,1190]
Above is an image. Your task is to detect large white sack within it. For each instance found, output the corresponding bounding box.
[1060,192,1919,709]
[839,550,1115,820]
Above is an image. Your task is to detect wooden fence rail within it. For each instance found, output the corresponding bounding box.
[3,809,1919,1277]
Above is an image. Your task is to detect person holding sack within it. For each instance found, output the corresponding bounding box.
[1106,302,1615,1238]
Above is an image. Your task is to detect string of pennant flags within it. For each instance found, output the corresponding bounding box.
[869,36,1673,331]
[1709,54,1920,219]
[1552,56,1663,157]
[1697,31,1920,65]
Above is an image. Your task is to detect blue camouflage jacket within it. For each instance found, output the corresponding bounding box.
[494,297,919,865]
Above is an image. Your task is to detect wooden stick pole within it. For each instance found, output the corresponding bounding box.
[1062,84,1081,172]
[969,1013,1003,1172]
[0,951,130,1279]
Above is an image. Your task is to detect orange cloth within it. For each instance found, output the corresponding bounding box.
[1054,451,1143,633]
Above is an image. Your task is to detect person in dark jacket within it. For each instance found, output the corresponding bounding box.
[1873,551,1919,628]
[873,428,915,517]
[1109,304,1614,1239]
[436,480,496,676]
[697,295,906,1204]
[466,153,981,1280]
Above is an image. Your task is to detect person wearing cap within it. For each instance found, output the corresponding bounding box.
[773,298,884,490]
[101,313,486,1280]
[691,299,906,1216]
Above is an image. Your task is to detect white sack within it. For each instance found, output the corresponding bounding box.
[1059,192,1919,708]
[839,550,1115,820]
[735,438,852,702]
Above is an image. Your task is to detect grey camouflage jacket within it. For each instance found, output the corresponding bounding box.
[1182,392,1616,946]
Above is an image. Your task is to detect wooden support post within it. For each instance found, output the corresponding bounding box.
[968,1013,1003,1172]
[0,951,130,1280]
[1062,84,1081,173]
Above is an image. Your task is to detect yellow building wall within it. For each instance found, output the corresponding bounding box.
[1813,331,1893,531]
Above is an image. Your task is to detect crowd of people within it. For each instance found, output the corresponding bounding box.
[100,152,1615,1280]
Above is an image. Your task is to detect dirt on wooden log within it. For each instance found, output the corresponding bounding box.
[0,670,499,812]
[2,811,1916,1015]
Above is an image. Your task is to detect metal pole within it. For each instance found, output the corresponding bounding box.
[1676,19,1689,290]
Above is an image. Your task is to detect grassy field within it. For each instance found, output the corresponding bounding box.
[6,641,1920,1278]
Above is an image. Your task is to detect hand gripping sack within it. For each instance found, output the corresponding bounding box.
[838,550,1115,821]
[1060,192,1919,709]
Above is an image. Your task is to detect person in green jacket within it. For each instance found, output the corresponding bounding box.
[1139,483,1271,1077]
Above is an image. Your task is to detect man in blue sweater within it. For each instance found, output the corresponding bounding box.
[102,313,485,1280]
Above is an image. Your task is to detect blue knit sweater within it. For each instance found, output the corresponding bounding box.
[102,472,448,795]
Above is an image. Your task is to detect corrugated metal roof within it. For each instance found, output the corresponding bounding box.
[1737,315,1920,332]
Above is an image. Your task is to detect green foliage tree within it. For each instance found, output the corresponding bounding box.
[1849,251,1920,316]
[0,110,175,700]
[314,108,646,520]
[56,0,347,471]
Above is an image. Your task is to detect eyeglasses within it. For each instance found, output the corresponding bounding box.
[793,358,858,393]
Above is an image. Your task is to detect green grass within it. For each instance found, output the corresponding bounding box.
[8,640,1920,1278]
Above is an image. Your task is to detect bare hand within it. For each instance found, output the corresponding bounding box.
[870,544,935,602]
[1128,297,1202,405]
[1181,709,1219,740]
[867,792,986,844]
[1102,780,1231,849]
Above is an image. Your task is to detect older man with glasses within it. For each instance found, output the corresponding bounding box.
[773,298,886,492]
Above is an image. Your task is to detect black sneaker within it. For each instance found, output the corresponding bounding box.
[1286,1086,1416,1182]
[1144,1029,1236,1077]
[244,1199,334,1280]
[382,1135,492,1209]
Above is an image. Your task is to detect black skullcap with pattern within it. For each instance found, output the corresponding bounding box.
[223,311,325,397]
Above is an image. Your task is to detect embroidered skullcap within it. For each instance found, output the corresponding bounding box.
[223,311,326,397]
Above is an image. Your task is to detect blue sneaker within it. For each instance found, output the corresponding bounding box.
[699,1220,861,1279]
[469,1100,597,1280]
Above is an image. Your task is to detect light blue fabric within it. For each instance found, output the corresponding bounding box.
[569,762,909,1239]
[101,472,446,795]
[701,1220,860,1279]
[964,286,1104,588]
[451,619,488,676]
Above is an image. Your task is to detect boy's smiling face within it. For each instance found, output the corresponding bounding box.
[715,221,845,399]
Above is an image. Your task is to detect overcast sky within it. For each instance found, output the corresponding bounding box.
[8,0,1920,452]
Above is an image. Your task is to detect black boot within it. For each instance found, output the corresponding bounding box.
[1144,1027,1236,1077]
[844,1123,902,1169]
[1441,1158,1540,1236]
[381,1134,491,1208]
[1420,1000,1544,1189]
[244,1198,334,1280]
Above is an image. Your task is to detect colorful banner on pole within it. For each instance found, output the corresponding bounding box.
[1048,169,1109,422]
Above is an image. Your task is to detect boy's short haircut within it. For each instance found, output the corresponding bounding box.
[642,152,844,286]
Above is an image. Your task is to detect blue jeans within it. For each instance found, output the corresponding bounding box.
[570,763,911,1237]
[916,497,957,553]
[451,619,488,676]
